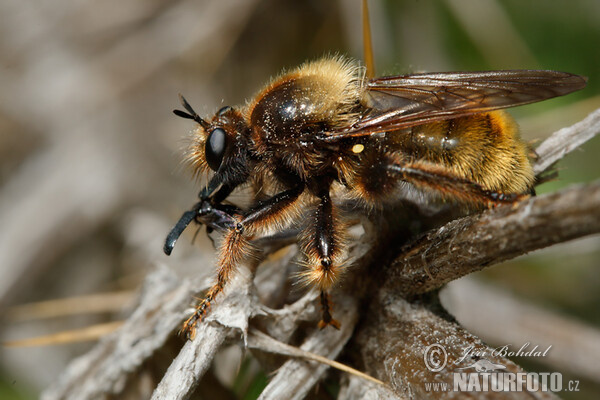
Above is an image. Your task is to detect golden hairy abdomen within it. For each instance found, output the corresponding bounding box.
[396,110,534,193]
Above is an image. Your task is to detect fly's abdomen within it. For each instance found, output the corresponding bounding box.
[398,111,534,193]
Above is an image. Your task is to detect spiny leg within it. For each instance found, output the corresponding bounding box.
[386,161,526,206]
[182,184,305,339]
[301,186,344,329]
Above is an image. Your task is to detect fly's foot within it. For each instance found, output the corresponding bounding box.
[180,298,212,340]
[318,291,341,330]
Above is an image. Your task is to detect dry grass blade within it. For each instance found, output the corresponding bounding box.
[247,328,385,386]
[6,291,135,321]
[4,321,124,348]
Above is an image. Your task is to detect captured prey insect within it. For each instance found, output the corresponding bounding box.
[164,57,586,339]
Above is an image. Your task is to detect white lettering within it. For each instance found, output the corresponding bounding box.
[526,372,539,391]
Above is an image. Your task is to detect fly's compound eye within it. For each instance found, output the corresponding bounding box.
[206,128,228,171]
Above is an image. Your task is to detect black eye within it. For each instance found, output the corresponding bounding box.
[205,128,228,171]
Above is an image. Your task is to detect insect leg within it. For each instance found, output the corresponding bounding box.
[387,160,526,206]
[182,184,305,339]
[319,290,340,329]
[163,199,239,256]
[300,187,344,329]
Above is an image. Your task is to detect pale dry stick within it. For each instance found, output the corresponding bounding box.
[39,245,319,399]
[151,323,232,400]
[152,258,357,400]
[256,294,359,400]
[151,257,259,400]
[41,267,193,400]
[258,288,321,343]
[534,107,600,175]
[36,220,298,399]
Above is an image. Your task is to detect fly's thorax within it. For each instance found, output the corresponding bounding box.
[246,56,364,179]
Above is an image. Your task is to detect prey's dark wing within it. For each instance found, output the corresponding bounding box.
[322,70,586,142]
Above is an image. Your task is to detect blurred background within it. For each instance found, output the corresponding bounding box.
[0,0,598,399]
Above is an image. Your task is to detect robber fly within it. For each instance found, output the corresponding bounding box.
[164,55,586,339]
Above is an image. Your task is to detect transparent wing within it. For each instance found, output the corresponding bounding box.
[322,70,586,142]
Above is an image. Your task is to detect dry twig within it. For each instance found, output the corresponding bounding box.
[388,181,600,296]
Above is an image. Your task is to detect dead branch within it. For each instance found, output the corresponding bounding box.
[150,322,232,400]
[386,180,600,297]
[3,0,595,398]
[356,286,560,400]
